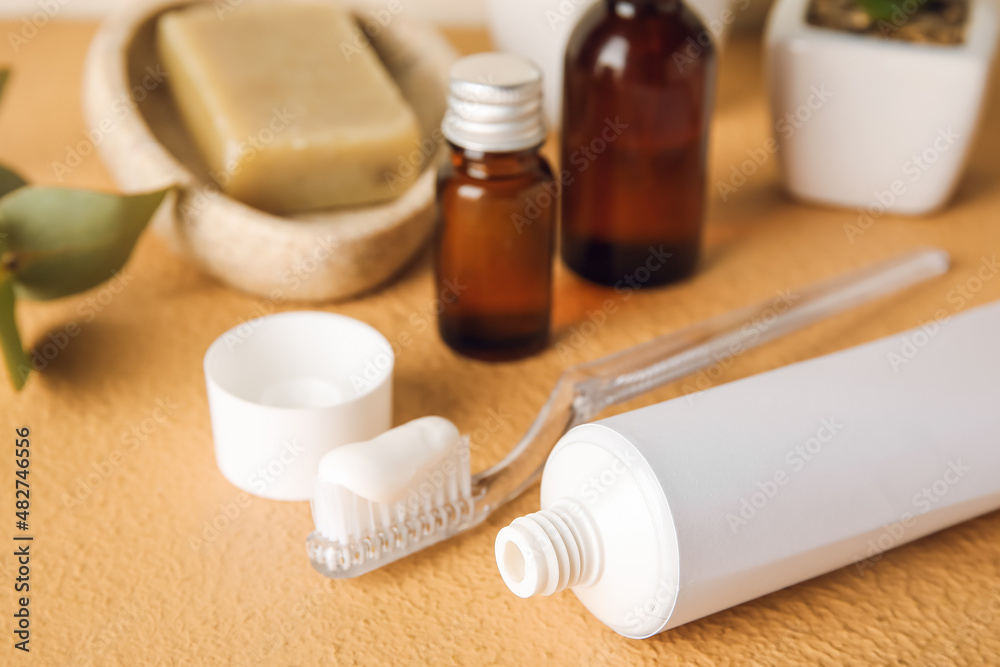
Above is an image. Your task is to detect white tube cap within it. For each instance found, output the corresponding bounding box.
[203,311,393,501]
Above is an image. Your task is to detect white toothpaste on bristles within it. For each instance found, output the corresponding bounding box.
[311,416,471,547]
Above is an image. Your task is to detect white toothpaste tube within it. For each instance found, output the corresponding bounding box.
[496,300,1000,638]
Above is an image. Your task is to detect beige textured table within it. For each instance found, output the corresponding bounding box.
[2,20,999,666]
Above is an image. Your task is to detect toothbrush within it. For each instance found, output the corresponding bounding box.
[308,247,950,578]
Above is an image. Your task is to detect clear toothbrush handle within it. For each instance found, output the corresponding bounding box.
[472,247,950,513]
[569,247,950,418]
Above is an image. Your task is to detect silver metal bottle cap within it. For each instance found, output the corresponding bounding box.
[442,52,547,153]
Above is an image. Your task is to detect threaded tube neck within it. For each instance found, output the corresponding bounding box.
[495,500,601,598]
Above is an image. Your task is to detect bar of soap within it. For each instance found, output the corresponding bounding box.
[156,2,421,214]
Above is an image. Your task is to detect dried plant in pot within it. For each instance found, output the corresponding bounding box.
[765,0,998,217]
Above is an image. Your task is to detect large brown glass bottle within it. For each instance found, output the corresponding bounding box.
[436,53,555,361]
[561,0,716,287]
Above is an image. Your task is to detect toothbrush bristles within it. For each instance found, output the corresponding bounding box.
[308,435,477,578]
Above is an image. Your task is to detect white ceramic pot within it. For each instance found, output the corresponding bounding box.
[765,0,999,215]
[485,0,737,124]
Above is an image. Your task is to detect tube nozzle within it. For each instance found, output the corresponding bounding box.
[495,500,601,598]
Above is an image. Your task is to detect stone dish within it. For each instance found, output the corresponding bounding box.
[84,0,456,302]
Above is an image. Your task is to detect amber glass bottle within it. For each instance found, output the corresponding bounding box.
[436,53,556,361]
[561,0,716,287]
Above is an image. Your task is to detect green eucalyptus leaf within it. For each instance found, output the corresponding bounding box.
[0,72,25,201]
[0,279,29,390]
[0,164,27,200]
[0,187,169,301]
